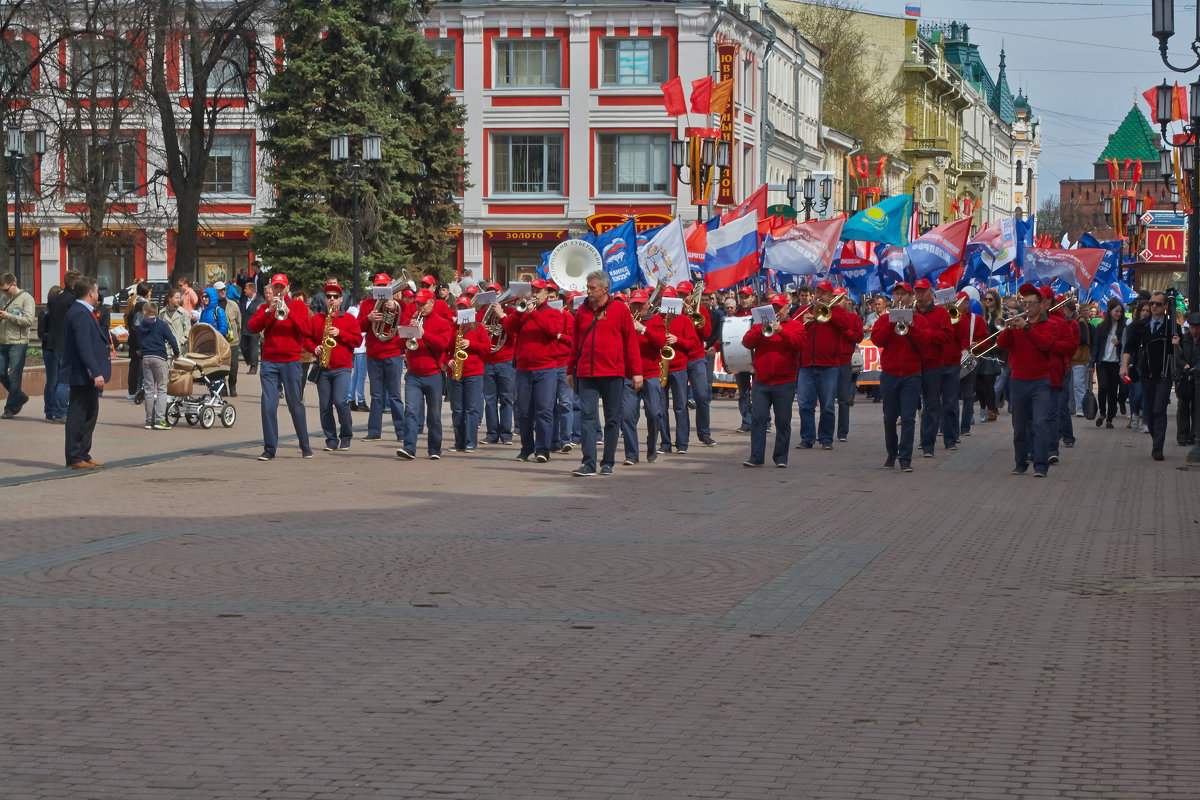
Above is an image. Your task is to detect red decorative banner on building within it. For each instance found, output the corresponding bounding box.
[586,213,675,236]
[715,43,737,207]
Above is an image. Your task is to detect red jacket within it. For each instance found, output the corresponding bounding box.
[949,312,989,368]
[635,316,668,377]
[1046,311,1079,387]
[554,309,573,368]
[665,314,702,371]
[503,305,564,371]
[693,307,713,349]
[451,324,490,378]
[871,312,931,377]
[570,297,641,379]
[309,311,364,370]
[835,310,865,365]
[997,317,1057,380]
[248,298,312,363]
[358,297,407,360]
[913,304,954,370]
[479,307,515,364]
[799,304,863,368]
[402,307,454,376]
[742,319,808,385]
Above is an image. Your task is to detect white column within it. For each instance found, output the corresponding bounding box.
[566,10,591,222]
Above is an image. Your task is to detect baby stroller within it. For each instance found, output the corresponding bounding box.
[165,323,237,429]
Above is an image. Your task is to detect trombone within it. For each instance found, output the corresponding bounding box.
[972,296,1072,358]
[812,293,850,323]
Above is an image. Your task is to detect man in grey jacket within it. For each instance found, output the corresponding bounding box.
[0,272,36,418]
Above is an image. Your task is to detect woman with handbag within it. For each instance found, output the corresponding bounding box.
[975,289,1005,422]
[1091,299,1127,429]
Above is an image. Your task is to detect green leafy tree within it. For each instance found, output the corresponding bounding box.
[255,0,466,296]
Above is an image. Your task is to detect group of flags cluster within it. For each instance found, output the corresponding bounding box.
[539,184,1141,308]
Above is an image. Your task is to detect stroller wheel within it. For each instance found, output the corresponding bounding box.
[165,401,182,427]
[133,389,145,406]
[199,406,216,429]
[185,413,198,426]
[220,404,237,428]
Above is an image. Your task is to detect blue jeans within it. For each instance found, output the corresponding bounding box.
[260,360,310,457]
[939,364,961,447]
[881,372,921,464]
[42,349,69,419]
[0,343,28,415]
[482,360,515,443]
[316,367,353,448]
[836,363,854,440]
[1057,372,1075,447]
[515,367,557,457]
[621,377,662,461]
[346,352,367,403]
[660,368,690,449]
[750,380,796,465]
[578,375,624,470]
[687,357,712,440]
[449,373,483,450]
[367,355,405,439]
[735,371,753,429]
[403,371,443,456]
[552,366,572,449]
[571,387,582,443]
[959,371,976,435]
[1010,377,1051,472]
[797,365,837,446]
[919,365,945,453]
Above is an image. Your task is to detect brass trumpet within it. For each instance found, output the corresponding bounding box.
[514,296,537,313]
[405,312,425,351]
[683,279,706,327]
[813,293,849,323]
[273,296,290,321]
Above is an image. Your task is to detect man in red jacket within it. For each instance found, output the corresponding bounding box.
[397,288,454,460]
[248,273,313,461]
[912,278,955,457]
[480,281,516,445]
[832,287,866,442]
[997,283,1056,476]
[656,286,703,454]
[1044,289,1080,463]
[797,280,862,450]
[621,289,667,465]
[568,270,641,476]
[742,295,809,467]
[497,279,563,462]
[447,297,491,453]
[952,290,988,440]
[310,282,364,451]
[871,282,930,471]
[678,279,717,446]
[548,281,577,453]
[360,273,408,442]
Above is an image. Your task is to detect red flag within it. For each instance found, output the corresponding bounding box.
[661,76,686,116]
[875,155,888,177]
[936,263,964,289]
[723,184,768,224]
[951,199,960,216]
[689,76,714,115]
[1133,159,1143,184]
[708,78,734,114]
[1174,82,1188,122]
[857,156,869,176]
[684,220,707,266]
[1106,158,1116,182]
[1143,86,1160,120]
[1123,158,1133,181]
[846,155,858,179]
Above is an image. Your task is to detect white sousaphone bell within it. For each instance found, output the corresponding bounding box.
[547,239,603,293]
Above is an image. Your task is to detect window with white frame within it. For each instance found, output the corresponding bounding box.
[600,39,668,86]
[597,133,670,194]
[493,133,563,194]
[495,39,561,87]
[429,38,457,89]
[70,36,135,94]
[66,133,139,195]
[182,35,251,94]
[199,133,253,195]
[0,37,32,92]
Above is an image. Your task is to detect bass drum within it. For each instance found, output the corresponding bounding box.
[720,314,755,374]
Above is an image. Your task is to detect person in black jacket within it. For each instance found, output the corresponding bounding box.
[1122,292,1174,460]
[123,281,151,398]
[1090,299,1126,429]
[1174,312,1200,446]
[43,270,80,423]
[60,276,112,468]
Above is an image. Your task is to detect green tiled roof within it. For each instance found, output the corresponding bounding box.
[1095,105,1161,164]
[990,50,1015,125]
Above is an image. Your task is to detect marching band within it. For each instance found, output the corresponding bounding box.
[246,265,1150,477]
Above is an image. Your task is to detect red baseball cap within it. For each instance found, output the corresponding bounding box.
[913,278,933,290]
[893,282,913,293]
[414,288,434,303]
[630,289,650,303]
[530,278,548,290]
[465,285,479,295]
[402,288,415,299]
[420,275,436,286]
[1039,286,1055,300]
[739,287,755,296]
[815,280,834,292]
[373,273,391,286]
[546,280,560,292]
[270,273,289,287]
[769,295,789,308]
[833,287,848,296]
[456,297,471,308]
[661,287,678,298]
[1018,282,1040,296]
[677,280,694,293]
[322,282,343,295]
[614,292,628,303]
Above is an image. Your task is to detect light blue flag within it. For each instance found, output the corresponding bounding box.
[839,195,913,247]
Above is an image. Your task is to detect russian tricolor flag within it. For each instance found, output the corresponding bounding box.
[703,212,760,291]
[905,3,920,17]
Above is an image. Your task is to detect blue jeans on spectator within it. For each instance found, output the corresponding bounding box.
[515,367,557,457]
[367,355,405,439]
[688,357,712,440]
[735,371,753,429]
[578,375,624,470]
[661,368,690,450]
[0,343,29,415]
[881,372,921,464]
[552,366,572,450]
[260,360,310,457]
[571,387,582,444]
[1057,371,1074,447]
[346,352,367,404]
[797,365,837,446]
[449,373,483,450]
[621,378,662,462]
[42,349,69,419]
[749,380,796,465]
[483,360,515,443]
[402,371,443,456]
[316,367,353,449]
[919,365,947,454]
[1010,376,1051,473]
[836,363,854,440]
[1130,380,1144,420]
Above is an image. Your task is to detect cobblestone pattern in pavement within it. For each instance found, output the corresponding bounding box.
[1,386,1198,799]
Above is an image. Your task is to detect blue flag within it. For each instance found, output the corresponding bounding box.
[1014,214,1036,268]
[594,219,640,292]
[840,195,913,247]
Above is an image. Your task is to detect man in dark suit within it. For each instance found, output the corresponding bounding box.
[59,276,112,469]
[1122,291,1175,461]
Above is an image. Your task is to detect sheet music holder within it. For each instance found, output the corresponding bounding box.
[751,305,777,325]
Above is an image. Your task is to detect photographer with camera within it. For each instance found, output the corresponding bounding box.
[1174,312,1200,447]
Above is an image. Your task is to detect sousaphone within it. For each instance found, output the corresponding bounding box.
[547,239,602,293]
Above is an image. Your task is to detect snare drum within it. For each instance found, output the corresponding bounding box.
[720,314,755,374]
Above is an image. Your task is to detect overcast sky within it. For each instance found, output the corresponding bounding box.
[842,0,1185,204]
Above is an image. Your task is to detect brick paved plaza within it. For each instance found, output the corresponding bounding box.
[1,382,1198,799]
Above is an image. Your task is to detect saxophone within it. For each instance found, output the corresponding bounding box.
[451,323,468,380]
[318,311,337,368]
[659,310,676,388]
[372,299,398,341]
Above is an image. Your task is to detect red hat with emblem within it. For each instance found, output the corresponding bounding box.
[373,273,391,286]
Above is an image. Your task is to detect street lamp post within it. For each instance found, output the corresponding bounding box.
[671,129,731,222]
[785,175,833,221]
[5,125,46,291]
[329,131,382,302]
